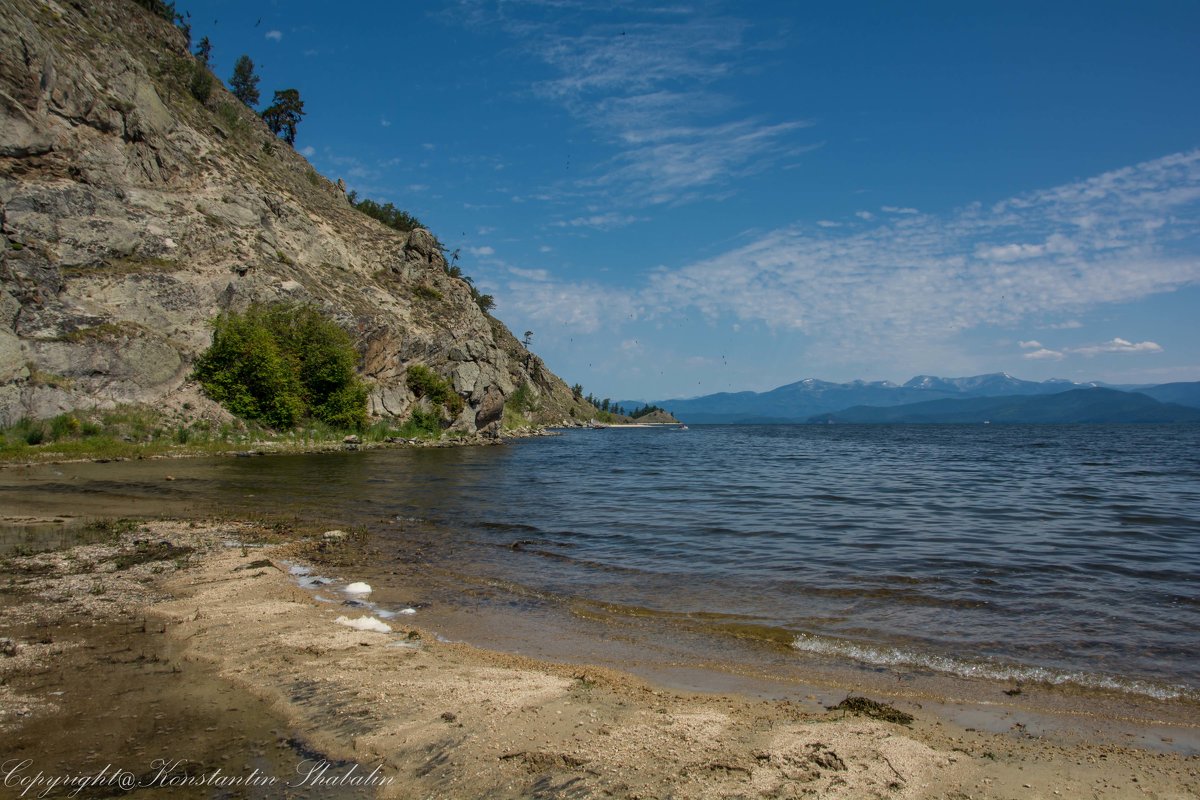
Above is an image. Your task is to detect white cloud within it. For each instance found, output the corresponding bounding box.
[1049,320,1084,329]
[467,7,813,207]
[816,220,841,228]
[855,211,874,220]
[1018,340,1043,349]
[468,245,495,257]
[507,266,550,281]
[1069,338,1164,356]
[299,145,316,157]
[500,280,639,334]
[1023,348,1065,361]
[380,118,392,128]
[552,213,641,230]
[538,245,553,253]
[882,206,919,214]
[494,150,1200,354]
[265,30,283,42]
[975,234,1077,262]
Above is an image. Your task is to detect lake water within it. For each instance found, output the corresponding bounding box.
[4,424,1199,703]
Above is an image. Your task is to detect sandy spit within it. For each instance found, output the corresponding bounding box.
[2,520,1197,799]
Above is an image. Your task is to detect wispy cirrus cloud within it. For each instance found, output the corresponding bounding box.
[551,212,642,230]
[499,150,1200,355]
[458,2,812,207]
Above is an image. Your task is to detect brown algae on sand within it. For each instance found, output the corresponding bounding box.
[828,695,916,725]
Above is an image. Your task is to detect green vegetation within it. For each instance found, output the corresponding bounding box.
[25,362,71,390]
[61,254,179,279]
[502,381,539,429]
[346,192,424,233]
[630,404,667,419]
[382,409,443,439]
[229,55,260,108]
[132,0,182,24]
[54,321,145,343]
[581,392,628,417]
[413,284,443,302]
[262,88,305,145]
[188,63,214,104]
[194,36,212,67]
[0,404,439,464]
[193,302,368,431]
[0,408,216,461]
[405,364,464,416]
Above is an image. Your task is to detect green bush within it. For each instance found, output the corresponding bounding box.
[404,408,444,437]
[346,193,424,233]
[193,303,368,431]
[188,66,214,104]
[49,414,81,439]
[405,364,464,416]
[22,420,46,445]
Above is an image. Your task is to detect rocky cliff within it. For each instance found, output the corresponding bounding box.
[0,0,593,434]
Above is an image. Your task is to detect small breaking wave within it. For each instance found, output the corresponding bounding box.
[790,633,1197,701]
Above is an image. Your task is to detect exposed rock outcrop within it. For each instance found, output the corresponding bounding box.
[0,0,593,432]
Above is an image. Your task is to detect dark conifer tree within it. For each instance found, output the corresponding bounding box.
[229,55,260,107]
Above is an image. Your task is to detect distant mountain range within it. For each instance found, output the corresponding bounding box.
[809,388,1200,424]
[620,374,1200,424]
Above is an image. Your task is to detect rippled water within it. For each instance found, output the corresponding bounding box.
[399,425,1200,699]
[4,424,1198,699]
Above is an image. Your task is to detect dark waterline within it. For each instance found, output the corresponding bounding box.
[3,424,1198,700]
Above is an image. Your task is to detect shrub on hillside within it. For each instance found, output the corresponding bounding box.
[193,303,368,430]
[405,364,464,416]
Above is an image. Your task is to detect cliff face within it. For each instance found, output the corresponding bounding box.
[0,0,591,433]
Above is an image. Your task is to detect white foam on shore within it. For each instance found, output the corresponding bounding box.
[284,562,418,624]
[335,615,392,633]
[791,633,1195,701]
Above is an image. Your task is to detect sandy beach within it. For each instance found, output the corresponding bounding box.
[0,518,1195,799]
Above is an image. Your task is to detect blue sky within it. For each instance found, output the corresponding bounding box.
[185,1,1200,400]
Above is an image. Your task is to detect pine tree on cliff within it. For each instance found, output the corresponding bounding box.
[229,55,260,107]
[262,89,305,145]
[194,36,212,67]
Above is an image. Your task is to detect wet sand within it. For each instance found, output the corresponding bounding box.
[2,520,1197,798]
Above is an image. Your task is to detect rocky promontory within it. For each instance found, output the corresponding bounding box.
[0,0,593,435]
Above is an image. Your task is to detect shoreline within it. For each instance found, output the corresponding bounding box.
[2,520,1197,798]
[0,425,564,470]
